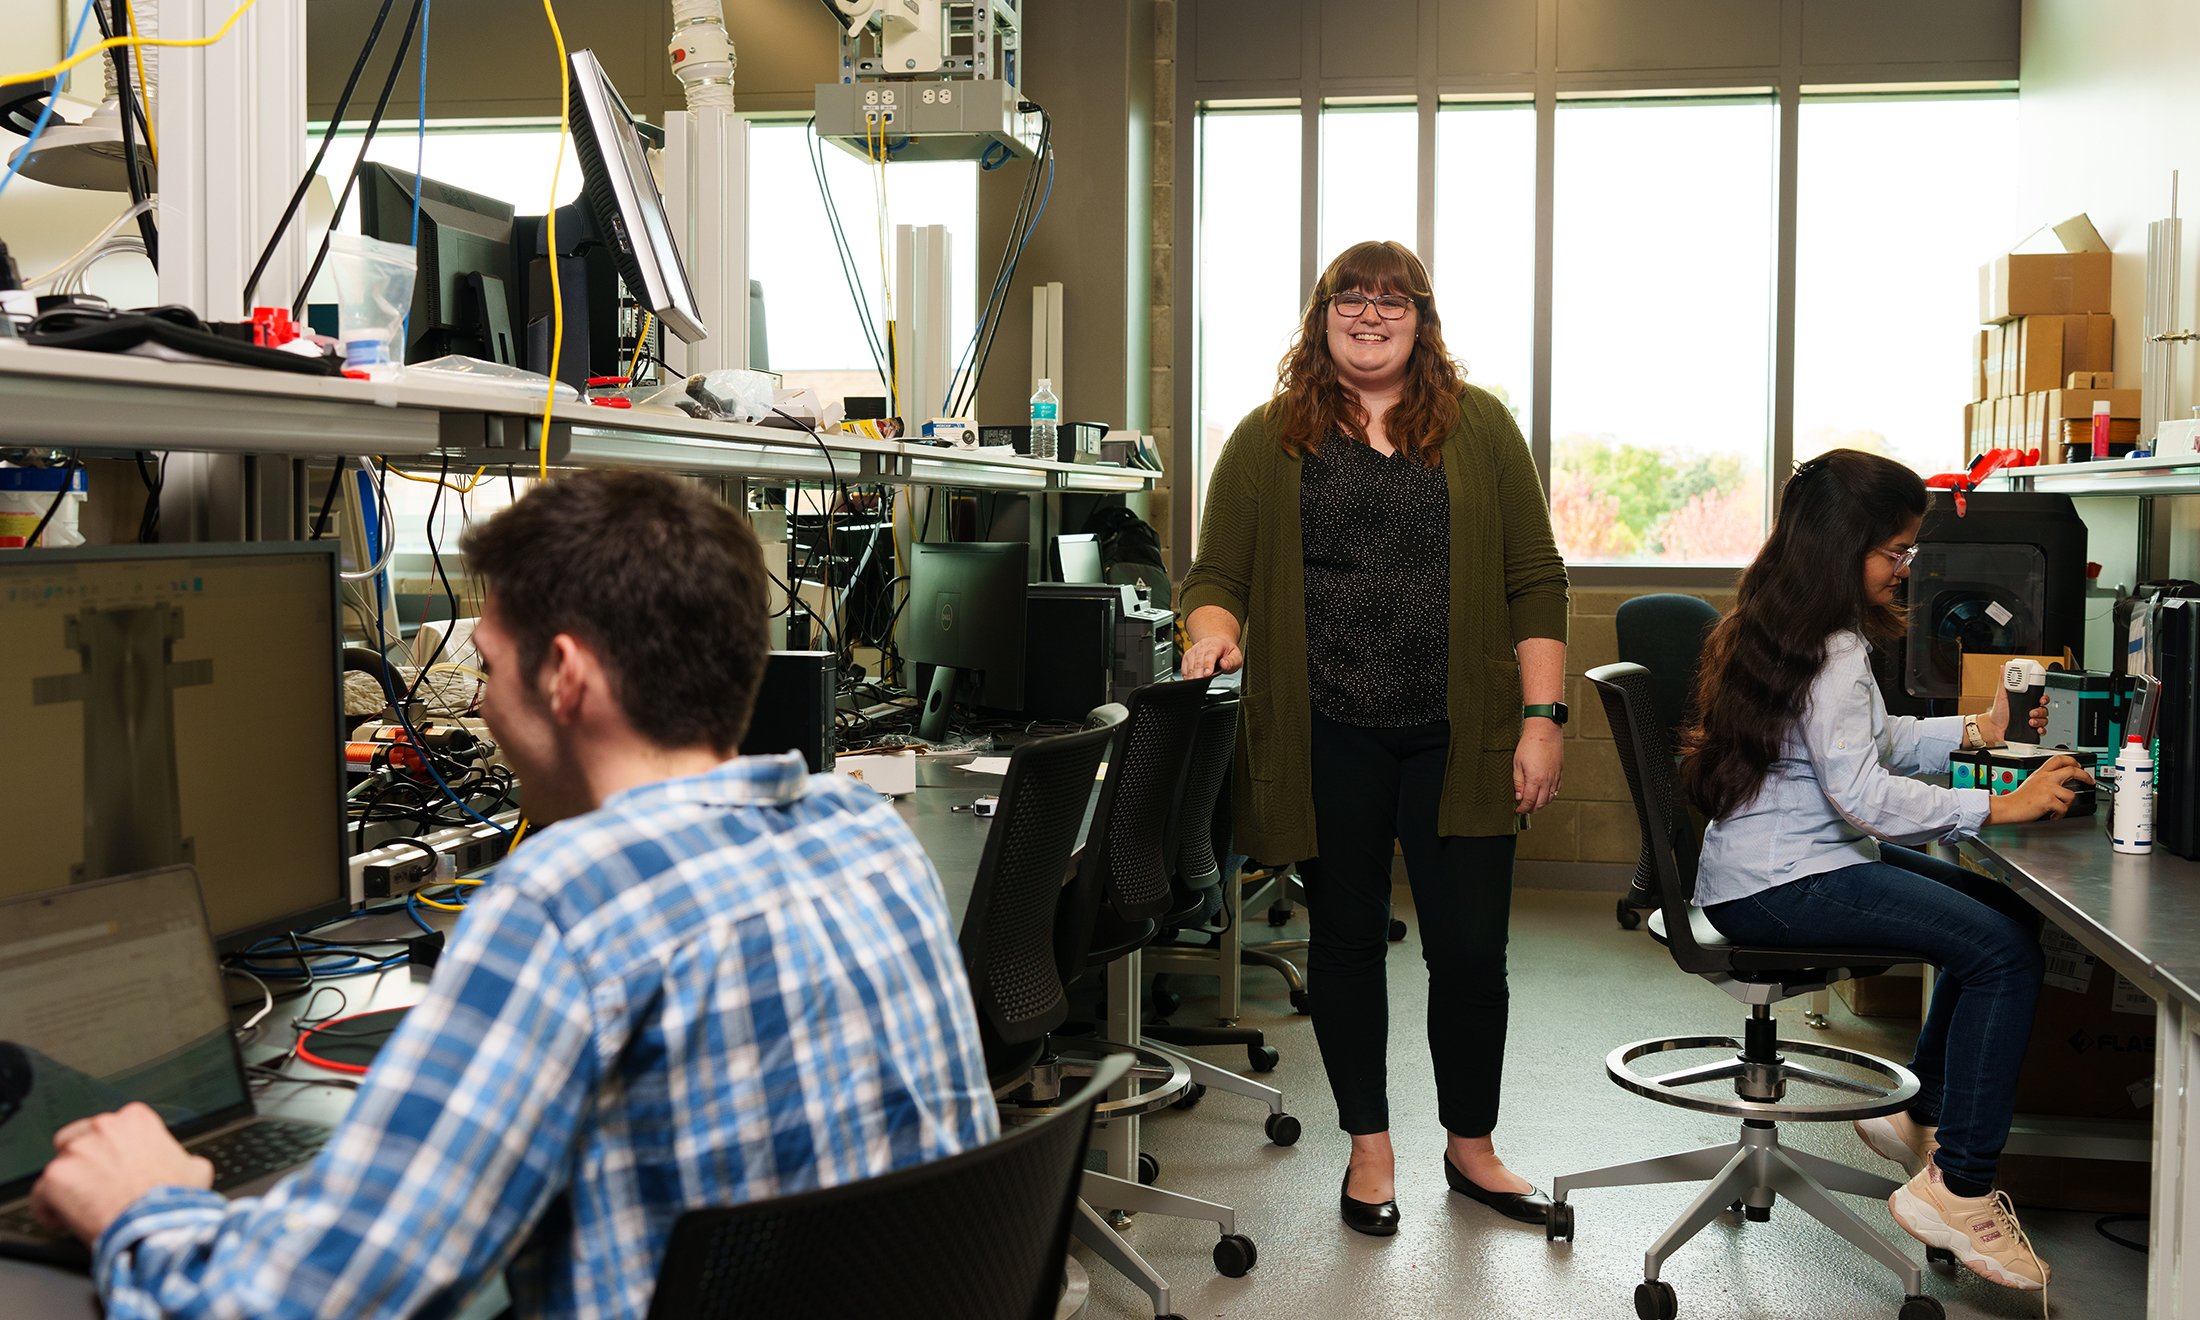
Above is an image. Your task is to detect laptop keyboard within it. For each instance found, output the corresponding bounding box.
[0,1118,330,1246]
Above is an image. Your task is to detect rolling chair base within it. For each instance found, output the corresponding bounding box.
[1075,1170,1257,1320]
[1550,1122,1933,1315]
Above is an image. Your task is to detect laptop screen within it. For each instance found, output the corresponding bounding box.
[0,868,249,1204]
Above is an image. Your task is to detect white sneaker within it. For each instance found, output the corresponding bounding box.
[1889,1164,2051,1292]
[1853,1111,1937,1177]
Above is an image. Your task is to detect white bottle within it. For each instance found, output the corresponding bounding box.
[1029,378,1060,461]
[2111,735,2154,855]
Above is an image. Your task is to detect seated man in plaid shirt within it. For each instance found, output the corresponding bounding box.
[31,470,999,1319]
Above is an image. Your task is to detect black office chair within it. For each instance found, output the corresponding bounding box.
[993,681,1261,1320]
[1613,592,1722,931]
[1547,664,1949,1320]
[646,1052,1132,1320]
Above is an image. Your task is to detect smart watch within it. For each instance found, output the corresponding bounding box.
[1522,702,1569,727]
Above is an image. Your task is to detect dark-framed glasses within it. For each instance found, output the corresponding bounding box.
[1330,292,1416,320]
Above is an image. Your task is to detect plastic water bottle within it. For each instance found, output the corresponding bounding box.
[1029,378,1060,461]
[2111,736,2154,855]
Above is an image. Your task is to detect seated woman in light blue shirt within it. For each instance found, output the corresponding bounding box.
[1684,449,2088,1298]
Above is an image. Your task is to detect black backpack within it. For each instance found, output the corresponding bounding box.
[1083,505,1170,609]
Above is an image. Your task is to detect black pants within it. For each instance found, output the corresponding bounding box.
[1299,710,1517,1137]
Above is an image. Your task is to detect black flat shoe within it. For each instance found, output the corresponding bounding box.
[1340,1169,1400,1237]
[1443,1155,1553,1225]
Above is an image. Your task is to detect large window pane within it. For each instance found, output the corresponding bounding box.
[1795,95,2020,475]
[1552,98,1776,566]
[1318,103,1417,268]
[1195,107,1302,514]
[747,121,978,402]
[1434,101,1535,435]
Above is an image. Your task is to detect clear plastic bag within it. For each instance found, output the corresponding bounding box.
[408,355,580,401]
[325,233,415,379]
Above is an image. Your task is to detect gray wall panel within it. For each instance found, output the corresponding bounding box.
[1558,0,1780,75]
[1194,0,1305,84]
[1320,0,1420,79]
[1801,0,2019,71]
[1436,0,1539,79]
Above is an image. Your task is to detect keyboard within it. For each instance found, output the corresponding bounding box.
[0,1118,329,1262]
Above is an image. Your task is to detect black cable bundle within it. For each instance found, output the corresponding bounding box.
[291,0,429,318]
[950,106,1053,417]
[103,1,157,267]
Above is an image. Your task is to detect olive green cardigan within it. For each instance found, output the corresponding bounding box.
[1179,386,1570,862]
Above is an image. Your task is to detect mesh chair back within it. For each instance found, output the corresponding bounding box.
[1086,677,1210,923]
[959,722,1119,1078]
[647,1053,1132,1320]
[1585,662,1729,975]
[1615,593,1722,739]
[1171,692,1239,896]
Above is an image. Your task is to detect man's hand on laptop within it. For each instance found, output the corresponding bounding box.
[29,1102,214,1243]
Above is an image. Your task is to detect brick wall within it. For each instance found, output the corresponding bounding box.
[1519,587,1737,872]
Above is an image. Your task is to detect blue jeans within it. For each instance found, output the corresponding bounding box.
[1703,846,2045,1197]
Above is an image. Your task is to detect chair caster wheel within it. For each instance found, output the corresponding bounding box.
[1545,1200,1574,1242]
[1744,1203,1771,1223]
[1264,1112,1301,1146]
[1137,1152,1160,1185]
[1171,1083,1206,1111]
[1212,1232,1257,1278]
[1248,1044,1280,1073]
[1387,918,1408,942]
[1925,1247,1956,1270]
[1150,989,1182,1017]
[1727,1201,1743,1214]
[1616,898,1643,930]
[1898,1296,1945,1320]
[1266,903,1293,927]
[1634,1280,1677,1320]
[1289,989,1311,1016]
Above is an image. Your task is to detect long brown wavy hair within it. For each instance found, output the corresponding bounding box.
[1681,450,1930,821]
[1269,240,1465,466]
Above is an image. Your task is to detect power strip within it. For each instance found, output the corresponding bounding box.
[350,809,523,906]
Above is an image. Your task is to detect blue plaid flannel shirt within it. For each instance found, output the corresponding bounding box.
[93,753,998,1319]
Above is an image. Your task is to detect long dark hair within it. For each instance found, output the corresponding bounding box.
[1270,240,1464,466]
[1681,450,1930,820]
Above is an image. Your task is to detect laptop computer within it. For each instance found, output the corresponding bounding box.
[0,867,331,1270]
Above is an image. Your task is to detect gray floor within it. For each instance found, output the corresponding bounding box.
[1075,887,2147,1320]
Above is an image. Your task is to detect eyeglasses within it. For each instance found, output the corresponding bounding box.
[1875,544,1919,571]
[1330,292,1416,321]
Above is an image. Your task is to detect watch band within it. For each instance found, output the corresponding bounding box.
[1522,702,1568,726]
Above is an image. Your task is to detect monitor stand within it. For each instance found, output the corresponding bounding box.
[917,665,966,743]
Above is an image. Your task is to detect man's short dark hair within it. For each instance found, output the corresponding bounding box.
[461,470,769,752]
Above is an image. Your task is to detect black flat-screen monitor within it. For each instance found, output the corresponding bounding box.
[567,48,706,345]
[903,542,1028,741]
[358,162,520,366]
[0,543,351,951]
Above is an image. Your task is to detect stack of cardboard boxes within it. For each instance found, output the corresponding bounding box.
[1966,249,2136,463]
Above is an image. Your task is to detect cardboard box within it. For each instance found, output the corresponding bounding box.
[1981,251,2114,323]
[2011,924,2156,1121]
[2013,314,2115,394]
[833,749,916,797]
[2022,392,2048,451]
[1983,324,2006,397]
[1957,650,2074,716]
[2046,387,2142,420]
[2067,370,2116,389]
[2058,418,2143,454]
[1833,966,1924,1019]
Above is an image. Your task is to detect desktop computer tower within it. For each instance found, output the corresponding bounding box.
[1020,584,1176,720]
[2154,596,2200,859]
[740,650,836,772]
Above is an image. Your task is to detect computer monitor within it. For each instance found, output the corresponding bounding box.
[902,542,1028,742]
[567,48,706,346]
[358,162,520,366]
[1056,533,1103,584]
[0,543,351,950]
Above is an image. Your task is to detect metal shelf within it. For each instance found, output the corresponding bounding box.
[0,343,1156,493]
[1988,450,2200,498]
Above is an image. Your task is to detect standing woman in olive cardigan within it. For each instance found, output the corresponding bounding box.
[1181,240,1570,1237]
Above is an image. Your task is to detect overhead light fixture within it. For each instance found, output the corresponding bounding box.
[9,98,154,192]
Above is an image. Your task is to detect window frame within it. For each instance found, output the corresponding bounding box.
[1174,26,2016,590]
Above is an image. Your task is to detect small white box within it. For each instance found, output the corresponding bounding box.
[2155,418,2200,454]
[835,750,917,798]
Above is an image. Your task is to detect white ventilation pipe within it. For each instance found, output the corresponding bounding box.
[668,0,735,113]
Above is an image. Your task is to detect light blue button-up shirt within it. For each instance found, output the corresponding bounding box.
[1694,630,1993,907]
[92,753,998,1320]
